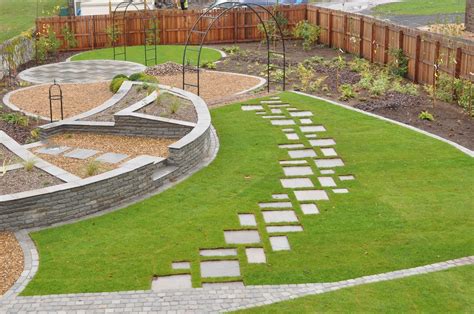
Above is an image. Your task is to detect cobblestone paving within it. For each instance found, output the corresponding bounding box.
[18,60,146,84]
[0,257,472,312]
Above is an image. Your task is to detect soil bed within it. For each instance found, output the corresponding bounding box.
[0,232,23,296]
[0,144,18,164]
[83,86,149,122]
[9,82,113,120]
[138,91,197,123]
[211,41,474,150]
[37,153,115,179]
[0,167,64,195]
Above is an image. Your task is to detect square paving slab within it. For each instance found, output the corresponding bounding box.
[271,108,282,114]
[280,178,314,188]
[242,105,264,111]
[96,152,128,164]
[172,262,191,270]
[272,194,289,200]
[288,149,317,159]
[318,177,337,187]
[200,248,237,257]
[286,133,299,140]
[300,203,319,214]
[224,230,261,244]
[64,148,99,159]
[294,190,329,201]
[200,260,241,278]
[287,108,298,111]
[339,175,355,181]
[259,202,292,208]
[35,146,70,156]
[279,160,308,165]
[333,188,349,194]
[300,118,313,124]
[269,236,291,251]
[271,119,295,126]
[290,111,313,117]
[310,139,336,147]
[300,125,326,133]
[321,148,337,157]
[266,225,303,233]
[320,169,335,174]
[314,158,344,168]
[152,275,192,291]
[279,144,305,149]
[238,214,257,226]
[262,210,298,223]
[283,166,313,176]
[246,248,266,264]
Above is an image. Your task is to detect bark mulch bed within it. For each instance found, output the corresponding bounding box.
[35,133,175,178]
[0,167,64,195]
[212,41,474,151]
[9,82,113,120]
[83,86,149,122]
[0,232,23,296]
[155,70,262,104]
[138,91,197,123]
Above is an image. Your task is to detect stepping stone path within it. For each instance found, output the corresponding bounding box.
[159,97,355,290]
[35,146,70,155]
[96,152,128,164]
[64,148,99,160]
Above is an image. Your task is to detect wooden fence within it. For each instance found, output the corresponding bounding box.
[36,4,474,85]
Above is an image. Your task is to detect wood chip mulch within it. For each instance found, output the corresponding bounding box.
[0,232,24,296]
[9,82,113,120]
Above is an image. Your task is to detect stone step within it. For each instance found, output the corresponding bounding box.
[152,165,178,181]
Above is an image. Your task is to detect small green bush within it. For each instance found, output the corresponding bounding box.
[112,74,129,81]
[339,84,357,101]
[419,111,434,121]
[0,112,28,126]
[129,72,146,81]
[292,20,321,51]
[110,77,127,93]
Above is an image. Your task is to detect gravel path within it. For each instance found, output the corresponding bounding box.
[0,232,23,296]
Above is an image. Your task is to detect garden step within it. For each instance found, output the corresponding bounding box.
[152,165,178,181]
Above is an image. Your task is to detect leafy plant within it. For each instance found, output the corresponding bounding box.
[0,112,29,126]
[202,61,216,69]
[388,48,409,78]
[257,5,289,47]
[222,46,240,55]
[22,158,37,172]
[169,101,181,115]
[391,80,419,96]
[339,84,356,101]
[105,25,121,47]
[295,63,326,92]
[30,128,41,141]
[292,20,321,51]
[61,25,77,49]
[419,111,434,121]
[110,77,127,93]
[36,25,61,63]
[85,160,101,177]
[349,57,370,73]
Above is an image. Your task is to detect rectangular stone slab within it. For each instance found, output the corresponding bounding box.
[35,146,70,156]
[333,188,349,193]
[318,176,337,187]
[279,160,308,165]
[96,152,128,164]
[262,210,299,223]
[294,190,329,201]
[172,262,191,270]
[283,166,313,176]
[288,149,317,159]
[238,214,257,226]
[305,134,318,138]
[269,236,291,251]
[246,248,266,264]
[242,105,263,111]
[152,274,192,291]
[300,118,313,124]
[272,194,289,200]
[271,119,295,126]
[321,148,337,157]
[290,111,313,117]
[64,148,99,160]
[310,139,336,147]
[320,169,335,175]
[224,230,261,244]
[339,175,355,181]
[259,202,292,208]
[280,178,314,188]
[266,225,303,233]
[300,125,326,133]
[280,144,305,149]
[200,260,241,278]
[271,108,282,114]
[300,203,319,215]
[314,158,344,168]
[286,133,299,140]
[200,248,237,257]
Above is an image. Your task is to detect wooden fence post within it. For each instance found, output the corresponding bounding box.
[454,47,463,78]
[328,11,333,48]
[433,40,441,85]
[315,8,320,44]
[414,35,421,83]
[370,22,375,63]
[398,29,404,50]
[343,15,348,52]
[383,25,389,64]
[359,18,364,58]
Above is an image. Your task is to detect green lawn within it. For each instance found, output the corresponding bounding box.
[23,92,473,295]
[373,0,465,15]
[239,265,474,313]
[70,45,222,66]
[0,0,65,43]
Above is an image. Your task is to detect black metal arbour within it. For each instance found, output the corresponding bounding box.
[182,2,286,96]
[112,0,158,66]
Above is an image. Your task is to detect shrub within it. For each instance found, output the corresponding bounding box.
[339,84,357,101]
[30,128,41,141]
[85,160,101,177]
[369,72,390,97]
[388,48,409,78]
[349,57,370,73]
[61,25,77,49]
[292,20,321,51]
[170,101,181,115]
[0,113,28,126]
[202,61,216,69]
[419,111,434,121]
[110,77,127,93]
[112,74,129,81]
[22,158,36,172]
[391,80,419,96]
[222,45,240,55]
[129,72,146,81]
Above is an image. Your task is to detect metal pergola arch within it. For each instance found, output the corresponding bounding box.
[112,0,158,66]
[182,2,286,96]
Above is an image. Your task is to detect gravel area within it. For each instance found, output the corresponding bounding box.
[145,62,194,76]
[0,232,23,296]
[0,167,64,195]
[0,144,18,165]
[155,71,262,104]
[9,82,113,120]
[84,86,149,122]
[138,92,197,123]
[37,153,115,179]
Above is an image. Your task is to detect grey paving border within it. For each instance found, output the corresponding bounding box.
[0,255,472,312]
[292,91,474,158]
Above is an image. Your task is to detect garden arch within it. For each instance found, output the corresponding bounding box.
[112,1,158,66]
[182,2,286,95]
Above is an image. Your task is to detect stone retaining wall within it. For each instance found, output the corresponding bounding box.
[0,85,212,231]
[0,34,35,80]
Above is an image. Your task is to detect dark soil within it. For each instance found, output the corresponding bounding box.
[211,41,474,151]
[138,91,197,123]
[83,86,149,122]
[0,168,64,195]
[0,145,18,165]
